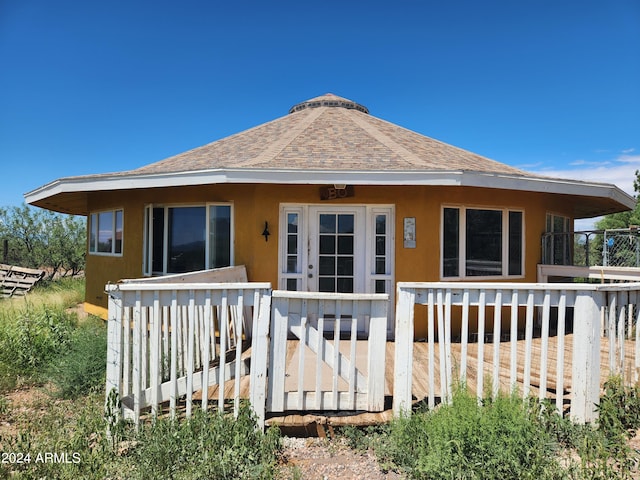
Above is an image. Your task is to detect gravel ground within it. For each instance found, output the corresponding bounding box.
[278,436,405,480]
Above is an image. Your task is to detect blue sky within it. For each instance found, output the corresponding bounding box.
[1,1,639,226]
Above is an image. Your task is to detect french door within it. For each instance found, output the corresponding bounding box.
[279,203,395,333]
[308,206,366,293]
[279,204,394,295]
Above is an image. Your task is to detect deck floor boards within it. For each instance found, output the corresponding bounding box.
[194,334,637,428]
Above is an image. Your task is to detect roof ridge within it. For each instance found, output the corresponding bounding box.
[347,109,426,168]
[234,107,326,168]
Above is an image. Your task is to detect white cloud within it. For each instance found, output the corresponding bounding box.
[569,159,611,167]
[531,151,639,231]
[532,152,640,196]
[617,153,640,164]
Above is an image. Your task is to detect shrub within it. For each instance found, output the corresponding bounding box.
[2,393,282,480]
[597,376,640,440]
[130,403,281,479]
[0,278,84,391]
[378,388,565,480]
[573,376,640,480]
[0,304,76,388]
[48,317,107,399]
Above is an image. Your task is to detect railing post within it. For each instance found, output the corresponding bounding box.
[105,288,123,418]
[393,285,415,417]
[267,293,289,413]
[249,289,272,430]
[571,290,602,423]
[367,298,388,411]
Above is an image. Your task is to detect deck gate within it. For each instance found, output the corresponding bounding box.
[266,291,389,413]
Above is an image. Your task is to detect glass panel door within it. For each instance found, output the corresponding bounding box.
[309,207,365,293]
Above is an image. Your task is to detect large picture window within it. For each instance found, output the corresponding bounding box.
[144,204,232,275]
[89,209,123,255]
[442,206,523,279]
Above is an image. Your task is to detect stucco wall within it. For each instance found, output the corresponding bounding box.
[85,183,575,336]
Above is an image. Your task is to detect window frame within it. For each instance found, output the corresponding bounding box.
[545,212,572,265]
[441,205,525,280]
[88,208,124,256]
[143,203,234,276]
[277,204,395,294]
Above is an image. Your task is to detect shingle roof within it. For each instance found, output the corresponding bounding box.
[24,93,635,217]
[131,93,527,177]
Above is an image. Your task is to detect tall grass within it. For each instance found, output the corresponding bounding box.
[0,276,85,313]
[370,383,640,480]
[0,277,283,479]
[377,388,565,479]
[1,393,282,480]
[0,277,86,391]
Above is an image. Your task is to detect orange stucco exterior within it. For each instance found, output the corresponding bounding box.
[85,183,575,337]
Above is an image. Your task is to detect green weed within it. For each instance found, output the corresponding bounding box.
[377,388,566,479]
[129,403,281,479]
[47,316,107,399]
[1,393,282,480]
[0,278,84,391]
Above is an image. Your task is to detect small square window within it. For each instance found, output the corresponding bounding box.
[89,209,123,256]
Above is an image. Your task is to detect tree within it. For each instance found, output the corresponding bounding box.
[590,170,640,267]
[0,204,86,277]
[595,169,640,230]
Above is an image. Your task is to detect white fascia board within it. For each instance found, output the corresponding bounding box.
[24,168,635,210]
[461,172,635,209]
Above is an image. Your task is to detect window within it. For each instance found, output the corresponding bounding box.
[545,213,571,265]
[285,212,301,291]
[144,204,232,275]
[442,206,523,279]
[371,209,393,294]
[89,209,123,255]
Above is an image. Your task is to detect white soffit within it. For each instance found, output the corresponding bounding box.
[24,168,635,211]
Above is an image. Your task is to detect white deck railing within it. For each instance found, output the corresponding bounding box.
[106,272,640,429]
[393,282,640,423]
[105,282,272,426]
[106,281,387,429]
[266,291,389,413]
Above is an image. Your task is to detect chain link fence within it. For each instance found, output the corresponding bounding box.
[542,228,640,268]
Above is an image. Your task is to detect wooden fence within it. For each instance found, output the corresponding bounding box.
[0,264,45,298]
[105,282,272,426]
[106,281,388,429]
[106,274,640,428]
[393,282,640,423]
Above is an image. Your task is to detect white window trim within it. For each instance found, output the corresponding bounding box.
[546,212,571,233]
[278,203,395,294]
[278,205,307,291]
[143,202,234,276]
[545,212,572,266]
[366,206,395,295]
[441,205,525,280]
[88,208,124,257]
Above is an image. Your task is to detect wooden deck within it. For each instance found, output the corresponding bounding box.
[189,335,638,431]
[107,277,640,430]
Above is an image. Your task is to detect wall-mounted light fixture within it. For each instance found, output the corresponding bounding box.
[334,184,346,190]
[262,221,270,242]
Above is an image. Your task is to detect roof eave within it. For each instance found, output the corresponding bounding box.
[25,168,635,217]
